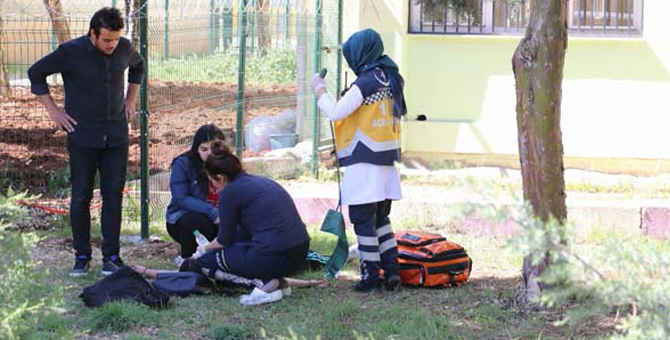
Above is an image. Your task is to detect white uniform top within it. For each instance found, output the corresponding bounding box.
[317,85,402,206]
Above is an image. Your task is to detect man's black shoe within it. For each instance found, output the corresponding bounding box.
[102,255,125,276]
[69,255,90,277]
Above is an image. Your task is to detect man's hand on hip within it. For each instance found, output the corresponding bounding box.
[47,106,77,133]
[125,100,137,120]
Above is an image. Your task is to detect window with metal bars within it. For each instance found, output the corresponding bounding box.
[408,0,643,36]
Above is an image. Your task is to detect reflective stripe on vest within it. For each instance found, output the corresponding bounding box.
[334,93,401,164]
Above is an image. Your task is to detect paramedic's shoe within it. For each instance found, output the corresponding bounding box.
[352,279,382,293]
[102,255,125,276]
[384,274,401,291]
[239,288,283,306]
[69,255,90,277]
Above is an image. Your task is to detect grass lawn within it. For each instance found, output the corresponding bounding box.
[28,221,616,340]
[14,169,664,339]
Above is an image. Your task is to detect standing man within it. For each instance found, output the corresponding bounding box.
[28,7,145,276]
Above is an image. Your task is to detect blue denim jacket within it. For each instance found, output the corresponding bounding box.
[166,156,219,224]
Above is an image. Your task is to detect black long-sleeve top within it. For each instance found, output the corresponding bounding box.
[217,173,310,254]
[28,35,145,148]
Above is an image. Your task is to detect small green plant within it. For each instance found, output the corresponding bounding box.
[29,313,73,340]
[0,189,65,340]
[509,204,670,340]
[0,187,35,222]
[90,300,151,332]
[204,323,257,340]
[45,165,71,196]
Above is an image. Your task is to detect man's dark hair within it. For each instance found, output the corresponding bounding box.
[89,7,124,37]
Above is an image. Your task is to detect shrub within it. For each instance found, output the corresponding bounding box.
[510,204,670,340]
[0,189,65,340]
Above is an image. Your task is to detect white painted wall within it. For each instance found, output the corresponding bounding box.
[456,76,670,158]
[644,0,670,74]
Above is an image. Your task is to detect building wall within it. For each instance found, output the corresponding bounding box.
[346,0,670,170]
[644,1,670,74]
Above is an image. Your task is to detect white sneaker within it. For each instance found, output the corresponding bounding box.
[281,287,292,297]
[239,288,283,306]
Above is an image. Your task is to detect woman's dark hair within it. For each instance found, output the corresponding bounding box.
[172,124,226,193]
[89,7,124,37]
[204,141,243,182]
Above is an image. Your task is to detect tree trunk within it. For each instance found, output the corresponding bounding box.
[124,0,131,37]
[43,0,71,44]
[124,0,140,50]
[257,0,271,56]
[512,0,568,306]
[0,0,10,98]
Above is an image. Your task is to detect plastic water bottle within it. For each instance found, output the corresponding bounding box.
[193,230,208,247]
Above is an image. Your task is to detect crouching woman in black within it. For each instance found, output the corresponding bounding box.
[191,141,310,305]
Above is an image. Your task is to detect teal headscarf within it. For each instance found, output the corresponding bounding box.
[342,28,407,118]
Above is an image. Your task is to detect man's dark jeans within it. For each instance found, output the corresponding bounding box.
[68,140,128,260]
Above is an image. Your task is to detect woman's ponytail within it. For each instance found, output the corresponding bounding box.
[204,141,243,181]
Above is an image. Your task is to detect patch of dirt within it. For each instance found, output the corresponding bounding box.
[123,237,181,259]
[1,82,296,195]
[35,234,181,264]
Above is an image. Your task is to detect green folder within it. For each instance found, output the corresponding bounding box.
[320,207,348,280]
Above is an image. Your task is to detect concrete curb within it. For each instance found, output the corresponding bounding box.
[286,183,670,239]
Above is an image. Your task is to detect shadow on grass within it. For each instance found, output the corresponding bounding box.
[34,228,616,340]
[59,274,612,340]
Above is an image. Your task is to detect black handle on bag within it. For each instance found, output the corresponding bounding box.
[319,68,328,79]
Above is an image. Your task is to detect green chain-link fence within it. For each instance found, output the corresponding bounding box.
[0,0,342,237]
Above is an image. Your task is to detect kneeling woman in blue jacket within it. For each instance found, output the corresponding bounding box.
[166,124,226,262]
[191,141,310,305]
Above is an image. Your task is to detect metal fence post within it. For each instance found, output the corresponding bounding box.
[50,23,57,51]
[214,2,221,51]
[310,0,323,177]
[236,0,248,158]
[163,0,169,60]
[139,0,149,239]
[249,0,255,55]
[336,0,343,97]
[209,0,216,53]
[284,0,290,48]
[222,3,233,52]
